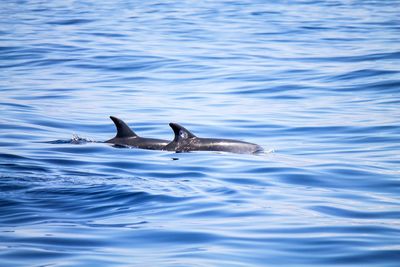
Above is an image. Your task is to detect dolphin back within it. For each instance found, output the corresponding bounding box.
[165,123,263,154]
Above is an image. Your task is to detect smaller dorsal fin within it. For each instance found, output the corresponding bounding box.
[110,116,138,138]
[169,123,196,141]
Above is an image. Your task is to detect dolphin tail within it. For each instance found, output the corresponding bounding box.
[109,116,138,138]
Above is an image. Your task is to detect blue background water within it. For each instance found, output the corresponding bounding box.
[1,0,400,266]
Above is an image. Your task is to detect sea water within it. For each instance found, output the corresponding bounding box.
[1,1,400,266]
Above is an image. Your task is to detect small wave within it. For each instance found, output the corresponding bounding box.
[311,205,400,220]
[47,19,95,26]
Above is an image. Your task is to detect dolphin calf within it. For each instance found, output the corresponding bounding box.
[164,123,263,154]
[106,116,169,150]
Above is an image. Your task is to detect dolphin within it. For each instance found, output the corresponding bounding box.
[163,123,263,154]
[105,116,169,150]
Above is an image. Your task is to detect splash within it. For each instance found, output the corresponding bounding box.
[45,134,98,144]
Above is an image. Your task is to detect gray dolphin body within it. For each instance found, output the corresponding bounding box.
[164,123,263,154]
[106,116,169,150]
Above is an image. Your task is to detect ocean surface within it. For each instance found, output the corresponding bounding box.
[1,0,400,266]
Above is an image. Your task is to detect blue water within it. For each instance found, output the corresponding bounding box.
[1,0,400,266]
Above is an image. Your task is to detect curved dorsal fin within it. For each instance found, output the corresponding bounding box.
[169,123,196,141]
[110,116,138,138]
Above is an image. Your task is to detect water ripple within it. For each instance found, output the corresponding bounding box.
[1,0,400,266]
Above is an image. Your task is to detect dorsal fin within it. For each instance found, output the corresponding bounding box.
[169,123,196,141]
[110,116,138,138]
